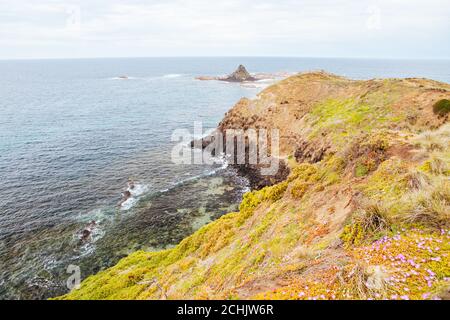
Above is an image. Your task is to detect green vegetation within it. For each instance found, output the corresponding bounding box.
[56,73,450,300]
[307,98,394,146]
[341,202,393,247]
[433,99,450,116]
[355,163,369,177]
[257,230,450,300]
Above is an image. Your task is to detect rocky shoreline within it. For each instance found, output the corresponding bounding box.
[57,71,450,300]
[190,132,290,190]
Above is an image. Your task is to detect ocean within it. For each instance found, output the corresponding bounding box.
[0,57,449,299]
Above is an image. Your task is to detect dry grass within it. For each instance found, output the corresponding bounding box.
[412,123,450,152]
[399,124,449,228]
[427,153,449,175]
[357,201,393,235]
[399,178,450,228]
[406,169,431,190]
[341,200,393,246]
[337,263,371,299]
[336,263,389,299]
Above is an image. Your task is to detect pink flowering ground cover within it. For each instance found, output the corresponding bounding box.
[256,229,449,300]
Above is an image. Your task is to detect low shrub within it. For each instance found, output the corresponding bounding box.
[433,99,450,117]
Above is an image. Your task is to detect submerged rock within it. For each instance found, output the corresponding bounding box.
[80,221,97,242]
[118,190,132,207]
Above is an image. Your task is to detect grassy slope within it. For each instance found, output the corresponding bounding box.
[56,72,450,300]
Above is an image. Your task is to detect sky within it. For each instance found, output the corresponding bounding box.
[0,0,449,59]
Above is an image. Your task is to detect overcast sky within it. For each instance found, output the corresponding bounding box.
[0,0,449,59]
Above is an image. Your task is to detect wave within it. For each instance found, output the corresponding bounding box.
[107,74,188,82]
[109,76,139,80]
[162,73,185,78]
[255,78,277,83]
[155,154,230,196]
[120,183,150,211]
[71,157,245,261]
[77,226,106,258]
[240,81,277,89]
[78,155,232,228]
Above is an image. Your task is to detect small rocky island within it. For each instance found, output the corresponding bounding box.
[220,64,256,82]
[196,64,294,83]
[197,65,260,82]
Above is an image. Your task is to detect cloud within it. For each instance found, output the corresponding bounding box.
[0,0,449,58]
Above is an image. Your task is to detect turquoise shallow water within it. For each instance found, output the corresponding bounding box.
[0,57,449,299]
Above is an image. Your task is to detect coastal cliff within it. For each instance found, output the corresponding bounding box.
[56,72,450,300]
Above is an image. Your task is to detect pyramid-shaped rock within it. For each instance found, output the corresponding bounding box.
[221,65,256,82]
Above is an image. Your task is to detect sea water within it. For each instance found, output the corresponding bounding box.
[0,57,449,299]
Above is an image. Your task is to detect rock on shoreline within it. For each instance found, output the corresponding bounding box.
[190,129,290,190]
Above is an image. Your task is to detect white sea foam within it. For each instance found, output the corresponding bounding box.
[155,156,230,195]
[214,153,230,170]
[120,197,137,211]
[129,183,149,197]
[109,76,139,80]
[108,74,187,81]
[255,78,276,83]
[74,222,107,258]
[120,183,150,211]
[163,73,184,78]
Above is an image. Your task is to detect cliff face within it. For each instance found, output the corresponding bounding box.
[57,72,449,300]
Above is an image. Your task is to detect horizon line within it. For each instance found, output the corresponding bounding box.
[1,55,450,62]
